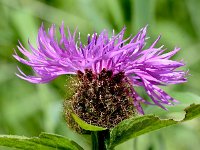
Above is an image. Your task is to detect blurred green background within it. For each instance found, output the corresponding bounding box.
[0,0,200,150]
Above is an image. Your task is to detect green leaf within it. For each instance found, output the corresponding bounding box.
[0,132,83,150]
[107,104,200,149]
[72,113,107,131]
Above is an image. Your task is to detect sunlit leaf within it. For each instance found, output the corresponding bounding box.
[72,113,107,131]
[0,132,83,150]
[107,104,200,149]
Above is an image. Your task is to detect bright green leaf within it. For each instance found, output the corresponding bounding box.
[0,132,83,150]
[72,113,107,131]
[107,104,200,149]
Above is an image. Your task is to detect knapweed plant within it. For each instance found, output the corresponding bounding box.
[0,23,200,150]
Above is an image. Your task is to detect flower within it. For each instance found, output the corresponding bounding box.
[14,23,187,116]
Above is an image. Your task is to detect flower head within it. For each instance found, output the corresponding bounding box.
[14,23,187,118]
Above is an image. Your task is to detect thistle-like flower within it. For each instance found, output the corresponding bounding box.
[14,23,187,129]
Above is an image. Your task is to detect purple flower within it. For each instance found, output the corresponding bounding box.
[14,23,187,114]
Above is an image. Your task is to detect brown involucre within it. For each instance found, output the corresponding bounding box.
[64,69,137,133]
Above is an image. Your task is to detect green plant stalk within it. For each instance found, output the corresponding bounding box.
[91,130,110,150]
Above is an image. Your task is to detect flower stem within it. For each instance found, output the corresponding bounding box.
[91,130,109,150]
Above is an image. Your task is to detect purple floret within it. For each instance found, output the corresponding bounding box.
[14,23,187,114]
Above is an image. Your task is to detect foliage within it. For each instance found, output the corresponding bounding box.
[0,0,200,150]
[0,133,83,150]
[108,104,200,149]
[72,114,107,131]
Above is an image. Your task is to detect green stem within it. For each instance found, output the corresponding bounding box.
[91,130,109,150]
